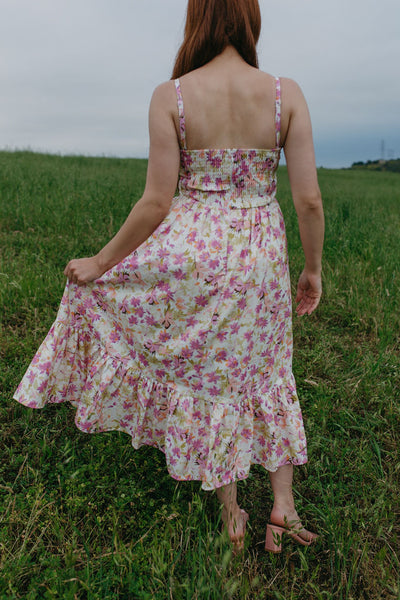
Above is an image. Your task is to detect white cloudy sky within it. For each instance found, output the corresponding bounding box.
[0,0,399,167]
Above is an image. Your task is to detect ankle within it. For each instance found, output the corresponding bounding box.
[221,504,242,521]
[271,501,296,520]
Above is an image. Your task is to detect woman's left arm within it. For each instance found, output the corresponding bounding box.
[64,82,180,285]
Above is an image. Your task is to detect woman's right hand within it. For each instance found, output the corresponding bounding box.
[64,256,104,286]
[295,269,322,316]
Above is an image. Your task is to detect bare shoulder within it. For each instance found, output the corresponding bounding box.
[150,80,177,113]
[280,77,308,109]
[256,69,279,87]
[256,71,304,100]
[280,77,303,93]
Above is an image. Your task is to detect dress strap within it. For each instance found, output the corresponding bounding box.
[174,78,187,150]
[275,76,281,148]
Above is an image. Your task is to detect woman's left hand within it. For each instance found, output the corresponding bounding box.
[64,256,104,286]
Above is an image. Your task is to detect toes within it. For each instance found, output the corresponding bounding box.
[300,529,318,543]
[222,510,249,550]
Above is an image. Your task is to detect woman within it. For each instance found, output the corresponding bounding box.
[14,0,324,554]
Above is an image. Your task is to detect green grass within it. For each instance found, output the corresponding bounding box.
[1,150,399,599]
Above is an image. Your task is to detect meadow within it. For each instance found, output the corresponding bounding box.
[0,150,399,599]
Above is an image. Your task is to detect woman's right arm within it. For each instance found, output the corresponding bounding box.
[282,78,325,316]
[64,82,180,286]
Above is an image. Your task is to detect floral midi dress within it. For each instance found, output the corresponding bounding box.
[13,77,307,491]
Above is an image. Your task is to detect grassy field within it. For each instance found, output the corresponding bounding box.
[0,150,399,599]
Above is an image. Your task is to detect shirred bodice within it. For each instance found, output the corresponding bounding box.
[178,147,281,209]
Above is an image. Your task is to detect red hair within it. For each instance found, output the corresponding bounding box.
[172,0,261,79]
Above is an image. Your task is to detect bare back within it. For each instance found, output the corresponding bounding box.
[174,51,283,151]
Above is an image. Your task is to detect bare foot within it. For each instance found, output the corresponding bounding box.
[270,506,318,543]
[221,508,249,554]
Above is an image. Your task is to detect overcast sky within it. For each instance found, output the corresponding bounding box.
[1,0,399,167]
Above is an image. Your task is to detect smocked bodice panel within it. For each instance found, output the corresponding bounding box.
[178,148,281,209]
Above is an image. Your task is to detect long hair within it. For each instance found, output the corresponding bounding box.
[172,0,261,79]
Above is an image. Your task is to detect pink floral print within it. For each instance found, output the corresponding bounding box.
[13,76,307,491]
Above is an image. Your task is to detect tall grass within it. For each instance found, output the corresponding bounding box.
[1,151,399,599]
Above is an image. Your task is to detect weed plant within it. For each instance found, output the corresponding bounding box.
[0,151,399,599]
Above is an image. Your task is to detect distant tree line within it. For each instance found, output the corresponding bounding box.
[351,159,400,173]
